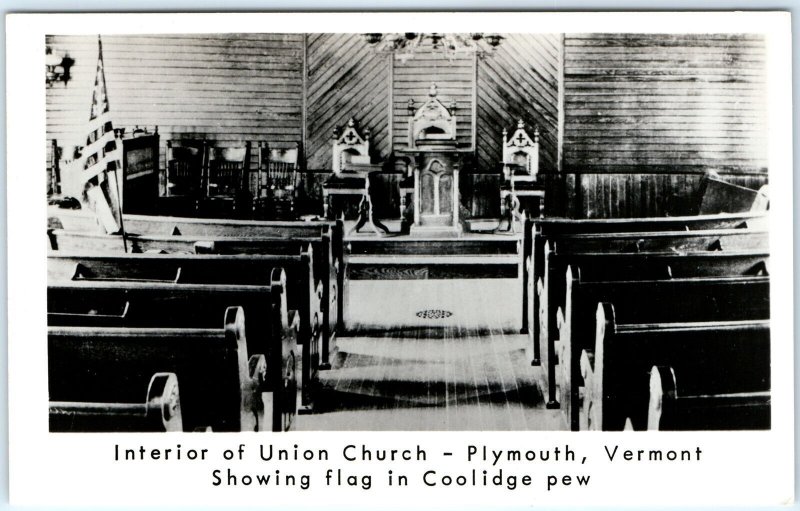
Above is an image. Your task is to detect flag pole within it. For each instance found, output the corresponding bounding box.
[97,35,128,253]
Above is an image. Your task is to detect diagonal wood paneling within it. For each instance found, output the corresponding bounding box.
[306,33,390,170]
[392,48,474,150]
[476,33,561,173]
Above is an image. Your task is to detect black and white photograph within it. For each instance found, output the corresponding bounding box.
[7,10,795,508]
[42,27,773,433]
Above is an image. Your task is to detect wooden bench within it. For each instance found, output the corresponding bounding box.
[48,271,302,428]
[552,228,768,255]
[536,248,769,409]
[522,211,766,339]
[558,271,769,430]
[50,372,183,432]
[647,365,770,431]
[49,210,342,240]
[49,307,271,432]
[579,302,770,431]
[47,231,342,369]
[526,227,767,356]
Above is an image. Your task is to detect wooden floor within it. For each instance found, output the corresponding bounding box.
[345,279,521,330]
[299,274,565,431]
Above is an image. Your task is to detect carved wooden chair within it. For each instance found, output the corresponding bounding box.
[206,142,251,198]
[165,139,207,198]
[502,119,539,184]
[253,142,300,219]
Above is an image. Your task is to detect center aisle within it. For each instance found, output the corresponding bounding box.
[297,226,564,431]
[298,326,564,431]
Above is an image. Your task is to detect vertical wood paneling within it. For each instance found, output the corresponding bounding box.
[570,172,768,218]
[46,33,304,197]
[305,33,390,170]
[476,34,561,173]
[392,48,474,149]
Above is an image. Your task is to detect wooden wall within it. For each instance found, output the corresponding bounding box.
[555,33,768,218]
[47,33,562,213]
[391,48,475,150]
[49,34,770,219]
[46,35,303,173]
[476,34,561,173]
[306,33,390,170]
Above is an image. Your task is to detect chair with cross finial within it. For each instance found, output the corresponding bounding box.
[323,118,385,219]
[500,120,544,218]
[502,119,539,184]
[331,118,377,176]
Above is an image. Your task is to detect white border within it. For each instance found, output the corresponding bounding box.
[7,12,794,508]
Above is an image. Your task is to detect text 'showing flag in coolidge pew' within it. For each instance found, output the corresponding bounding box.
[81,36,124,234]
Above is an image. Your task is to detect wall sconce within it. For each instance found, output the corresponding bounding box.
[46,46,74,87]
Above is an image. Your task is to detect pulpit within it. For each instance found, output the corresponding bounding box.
[396,84,466,235]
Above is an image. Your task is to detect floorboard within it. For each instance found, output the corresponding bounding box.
[297,327,566,431]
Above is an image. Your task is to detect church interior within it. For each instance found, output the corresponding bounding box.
[45,32,770,432]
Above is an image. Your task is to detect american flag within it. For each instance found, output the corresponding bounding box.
[81,36,124,234]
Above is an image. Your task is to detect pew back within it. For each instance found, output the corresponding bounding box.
[537,248,769,408]
[647,365,770,431]
[559,271,769,430]
[48,269,307,420]
[49,307,266,432]
[585,302,769,431]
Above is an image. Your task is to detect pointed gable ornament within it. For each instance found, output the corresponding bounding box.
[502,119,539,180]
[332,117,372,174]
[408,83,458,148]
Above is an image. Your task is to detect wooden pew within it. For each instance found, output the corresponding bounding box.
[48,210,345,336]
[50,372,183,432]
[523,211,766,349]
[49,307,271,432]
[47,268,308,422]
[558,270,769,430]
[47,231,342,369]
[527,227,767,360]
[580,302,770,431]
[49,210,342,240]
[647,365,770,431]
[536,247,769,409]
[552,228,768,254]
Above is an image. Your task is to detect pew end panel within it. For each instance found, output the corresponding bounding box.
[579,349,595,431]
[266,267,302,427]
[525,255,540,365]
[536,276,559,409]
